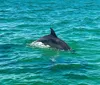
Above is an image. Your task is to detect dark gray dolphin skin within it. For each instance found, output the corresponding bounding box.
[36,28,72,51]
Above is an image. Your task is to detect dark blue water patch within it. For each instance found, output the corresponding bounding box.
[53,19,71,27]
[0,44,24,52]
[0,62,51,74]
[0,17,22,23]
[0,32,15,38]
[0,44,13,53]
[0,67,38,74]
[1,78,52,85]
[64,73,89,80]
[16,24,37,28]
[0,29,21,32]
[49,63,89,72]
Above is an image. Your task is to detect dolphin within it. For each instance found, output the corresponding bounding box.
[35,28,72,51]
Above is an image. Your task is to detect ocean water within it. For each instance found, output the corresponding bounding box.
[0,0,100,85]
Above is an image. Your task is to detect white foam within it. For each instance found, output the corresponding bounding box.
[30,41,50,48]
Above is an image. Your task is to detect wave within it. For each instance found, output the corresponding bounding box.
[30,41,50,48]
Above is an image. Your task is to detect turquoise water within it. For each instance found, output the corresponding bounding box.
[0,0,100,85]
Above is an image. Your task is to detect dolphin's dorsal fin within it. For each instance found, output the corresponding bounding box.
[50,28,57,38]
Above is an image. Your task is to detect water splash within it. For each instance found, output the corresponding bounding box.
[30,41,50,48]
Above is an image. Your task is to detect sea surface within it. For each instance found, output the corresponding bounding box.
[0,0,100,85]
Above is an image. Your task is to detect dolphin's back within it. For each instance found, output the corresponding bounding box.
[35,28,72,51]
[37,35,71,51]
